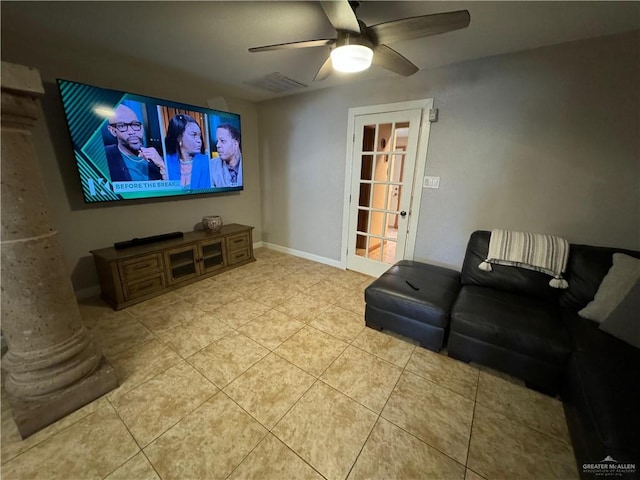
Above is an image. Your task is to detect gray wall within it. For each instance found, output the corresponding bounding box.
[258,31,640,269]
[2,23,638,294]
[2,28,263,293]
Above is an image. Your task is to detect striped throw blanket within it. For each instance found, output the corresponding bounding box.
[479,229,570,289]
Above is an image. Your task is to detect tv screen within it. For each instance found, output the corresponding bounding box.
[57,79,243,203]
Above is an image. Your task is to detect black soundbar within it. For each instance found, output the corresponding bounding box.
[114,231,184,250]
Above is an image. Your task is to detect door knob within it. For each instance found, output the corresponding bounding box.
[400,211,407,217]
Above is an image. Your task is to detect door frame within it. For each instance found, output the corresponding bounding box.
[340,99,434,270]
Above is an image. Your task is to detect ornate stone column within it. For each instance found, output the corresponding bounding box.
[1,62,118,438]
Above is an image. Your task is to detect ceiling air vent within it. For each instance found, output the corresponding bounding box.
[244,72,308,93]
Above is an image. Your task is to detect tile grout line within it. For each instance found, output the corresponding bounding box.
[217,390,271,480]
[375,347,474,472]
[107,359,220,445]
[0,401,110,468]
[101,397,148,479]
[222,376,324,479]
[463,366,482,472]
[342,342,417,480]
[473,370,574,446]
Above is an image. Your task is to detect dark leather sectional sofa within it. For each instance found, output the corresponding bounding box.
[447,231,639,478]
[366,230,639,478]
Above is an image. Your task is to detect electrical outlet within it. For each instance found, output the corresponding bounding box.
[423,176,440,189]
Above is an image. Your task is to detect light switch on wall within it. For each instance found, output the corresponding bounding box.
[423,176,440,189]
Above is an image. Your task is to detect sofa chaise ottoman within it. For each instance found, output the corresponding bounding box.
[364,260,460,351]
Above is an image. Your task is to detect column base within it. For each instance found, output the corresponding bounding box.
[6,357,118,439]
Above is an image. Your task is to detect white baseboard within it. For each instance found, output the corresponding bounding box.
[261,242,344,269]
[253,241,264,249]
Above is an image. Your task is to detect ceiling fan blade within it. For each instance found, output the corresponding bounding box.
[249,38,335,53]
[368,10,470,45]
[313,57,333,82]
[320,0,361,34]
[373,45,418,77]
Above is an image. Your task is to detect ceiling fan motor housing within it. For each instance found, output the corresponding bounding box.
[333,29,374,51]
[331,31,374,73]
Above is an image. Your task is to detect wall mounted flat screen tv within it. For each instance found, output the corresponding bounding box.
[57,79,243,203]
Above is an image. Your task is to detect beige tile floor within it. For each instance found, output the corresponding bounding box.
[1,247,579,480]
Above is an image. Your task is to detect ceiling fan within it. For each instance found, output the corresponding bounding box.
[249,1,470,81]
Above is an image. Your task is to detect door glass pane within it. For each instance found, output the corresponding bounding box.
[201,242,222,258]
[356,234,367,257]
[382,239,397,264]
[386,218,399,238]
[393,122,409,151]
[169,249,197,279]
[362,125,376,152]
[172,264,196,278]
[370,211,384,236]
[372,184,387,209]
[360,154,373,181]
[358,183,371,208]
[388,154,405,182]
[378,124,392,152]
[386,184,403,214]
[202,242,224,270]
[373,155,389,181]
[169,250,195,268]
[383,212,390,237]
[356,209,369,234]
[387,185,399,211]
[368,237,382,261]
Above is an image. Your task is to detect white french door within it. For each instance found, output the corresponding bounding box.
[345,108,424,277]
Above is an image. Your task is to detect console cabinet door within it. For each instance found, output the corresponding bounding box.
[164,245,200,285]
[199,238,226,274]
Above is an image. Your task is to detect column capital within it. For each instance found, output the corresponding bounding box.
[1,62,45,128]
[1,62,45,96]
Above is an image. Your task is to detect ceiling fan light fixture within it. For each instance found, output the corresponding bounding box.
[330,44,373,73]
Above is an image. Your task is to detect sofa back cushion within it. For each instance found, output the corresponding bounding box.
[461,231,562,302]
[560,244,640,310]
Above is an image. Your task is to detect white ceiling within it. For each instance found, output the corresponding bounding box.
[2,1,639,101]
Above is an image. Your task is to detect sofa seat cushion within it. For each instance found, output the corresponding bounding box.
[561,308,639,356]
[561,311,640,452]
[568,351,640,452]
[451,285,571,366]
[365,260,461,329]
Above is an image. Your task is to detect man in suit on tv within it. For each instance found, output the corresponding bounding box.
[210,123,242,188]
[105,104,167,182]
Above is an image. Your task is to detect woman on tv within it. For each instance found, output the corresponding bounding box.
[164,114,211,189]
